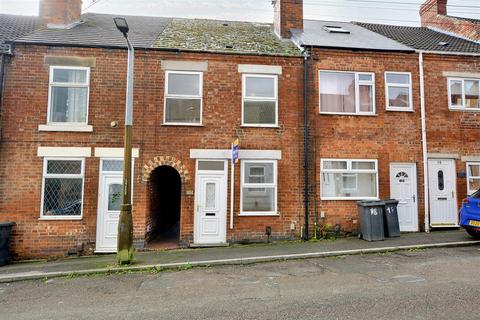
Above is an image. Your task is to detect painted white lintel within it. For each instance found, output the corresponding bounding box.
[37,147,91,157]
[461,155,480,162]
[94,148,140,158]
[161,60,208,72]
[238,64,282,75]
[428,153,460,159]
[443,71,480,78]
[190,149,281,160]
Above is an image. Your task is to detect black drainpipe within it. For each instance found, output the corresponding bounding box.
[0,54,5,111]
[303,47,310,241]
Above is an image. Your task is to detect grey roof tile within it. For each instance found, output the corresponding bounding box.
[357,22,480,53]
[16,13,171,49]
[0,14,38,53]
[15,13,300,56]
[291,20,414,52]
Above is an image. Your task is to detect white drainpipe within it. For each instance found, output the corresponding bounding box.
[419,51,430,233]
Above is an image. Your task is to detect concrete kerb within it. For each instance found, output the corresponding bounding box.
[1,240,479,283]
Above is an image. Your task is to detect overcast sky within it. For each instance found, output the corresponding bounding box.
[1,0,479,26]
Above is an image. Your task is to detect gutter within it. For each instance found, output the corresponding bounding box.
[415,50,480,57]
[419,51,430,233]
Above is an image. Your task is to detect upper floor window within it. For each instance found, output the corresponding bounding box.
[385,72,413,111]
[164,71,203,125]
[48,66,90,124]
[449,78,480,111]
[242,74,278,126]
[319,71,375,115]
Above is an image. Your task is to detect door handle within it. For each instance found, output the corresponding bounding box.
[452,191,455,198]
[412,195,416,203]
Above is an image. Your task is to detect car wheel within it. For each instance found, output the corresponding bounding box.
[466,228,480,239]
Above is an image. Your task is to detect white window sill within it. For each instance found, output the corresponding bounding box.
[241,124,280,128]
[162,123,204,127]
[39,216,83,221]
[319,112,377,117]
[39,124,93,132]
[386,107,414,112]
[449,107,480,113]
[239,212,280,217]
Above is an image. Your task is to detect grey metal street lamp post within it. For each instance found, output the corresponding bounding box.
[114,17,134,264]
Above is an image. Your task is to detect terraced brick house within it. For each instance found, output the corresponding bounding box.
[0,0,479,259]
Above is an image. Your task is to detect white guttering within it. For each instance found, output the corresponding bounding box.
[415,50,480,57]
[419,51,430,233]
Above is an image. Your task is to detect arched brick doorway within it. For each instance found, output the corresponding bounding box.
[146,165,182,248]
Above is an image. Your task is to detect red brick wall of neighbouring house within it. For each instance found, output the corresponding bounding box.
[0,45,305,259]
[420,0,480,42]
[309,49,425,233]
[422,54,480,206]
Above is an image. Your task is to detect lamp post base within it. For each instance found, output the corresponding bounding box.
[117,204,133,264]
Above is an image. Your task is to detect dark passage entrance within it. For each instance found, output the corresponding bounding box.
[147,166,181,249]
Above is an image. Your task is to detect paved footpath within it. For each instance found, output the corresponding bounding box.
[1,246,479,320]
[0,230,478,282]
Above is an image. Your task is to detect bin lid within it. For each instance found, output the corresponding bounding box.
[0,222,16,227]
[357,200,386,207]
[383,199,400,205]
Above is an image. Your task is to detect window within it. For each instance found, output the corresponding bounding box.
[448,78,480,110]
[240,160,277,215]
[242,74,278,126]
[319,71,375,115]
[467,163,480,195]
[321,159,378,200]
[323,25,350,34]
[41,158,85,219]
[48,66,90,124]
[164,71,203,125]
[385,72,413,111]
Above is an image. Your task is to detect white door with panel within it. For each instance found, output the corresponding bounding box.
[390,163,418,232]
[428,159,458,227]
[96,175,122,252]
[195,165,228,245]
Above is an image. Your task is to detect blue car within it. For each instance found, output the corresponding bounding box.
[459,189,480,239]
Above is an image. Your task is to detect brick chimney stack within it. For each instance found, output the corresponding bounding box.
[273,0,303,39]
[420,0,480,42]
[39,0,83,29]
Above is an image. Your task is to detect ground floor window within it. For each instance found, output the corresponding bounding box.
[321,159,378,200]
[467,162,480,195]
[240,160,277,215]
[41,158,84,218]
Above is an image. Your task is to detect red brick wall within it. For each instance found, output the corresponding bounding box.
[420,0,480,42]
[423,54,480,206]
[39,0,82,27]
[0,45,305,259]
[309,49,425,233]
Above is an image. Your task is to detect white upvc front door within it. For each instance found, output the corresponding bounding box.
[390,163,418,232]
[194,161,228,245]
[96,174,122,252]
[428,159,458,227]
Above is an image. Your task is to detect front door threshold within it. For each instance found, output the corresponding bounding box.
[190,243,230,248]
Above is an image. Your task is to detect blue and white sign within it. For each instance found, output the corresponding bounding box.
[232,139,239,164]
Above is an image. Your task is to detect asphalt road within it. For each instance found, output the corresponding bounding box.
[1,246,479,320]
